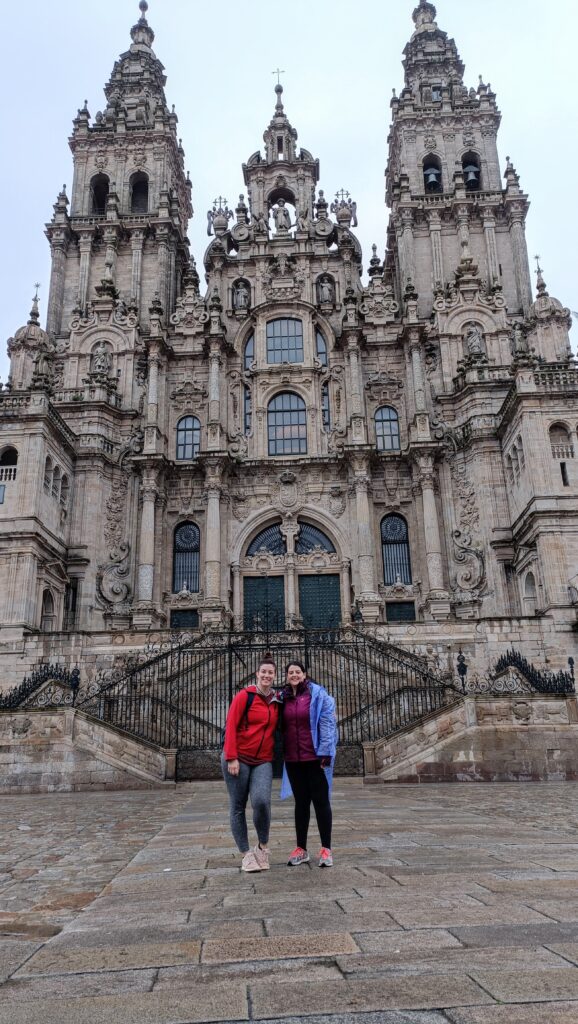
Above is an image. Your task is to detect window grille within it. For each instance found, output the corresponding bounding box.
[381,514,412,585]
[173,523,200,592]
[295,523,335,554]
[247,523,286,556]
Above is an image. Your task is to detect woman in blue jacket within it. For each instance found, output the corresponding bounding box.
[280,660,338,867]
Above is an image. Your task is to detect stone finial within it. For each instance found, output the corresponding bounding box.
[274,82,285,115]
[413,1,437,29]
[28,285,41,326]
[131,0,155,47]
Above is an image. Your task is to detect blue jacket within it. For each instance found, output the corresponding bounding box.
[280,681,338,799]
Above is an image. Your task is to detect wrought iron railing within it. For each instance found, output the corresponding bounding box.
[0,663,80,710]
[76,627,451,751]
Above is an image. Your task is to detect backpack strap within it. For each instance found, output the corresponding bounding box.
[241,689,256,728]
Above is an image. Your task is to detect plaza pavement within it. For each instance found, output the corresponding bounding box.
[1,780,578,1023]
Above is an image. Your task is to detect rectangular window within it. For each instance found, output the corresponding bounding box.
[561,462,570,487]
[386,602,416,623]
[170,609,199,630]
[266,319,304,364]
[0,485,5,504]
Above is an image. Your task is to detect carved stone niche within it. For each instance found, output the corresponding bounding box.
[316,274,335,308]
[232,279,251,316]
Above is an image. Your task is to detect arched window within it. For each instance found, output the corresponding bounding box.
[549,423,573,459]
[462,152,481,191]
[524,571,537,615]
[90,174,109,215]
[247,523,286,556]
[44,457,53,493]
[243,385,252,434]
[315,330,328,366]
[266,319,304,364]
[60,474,69,507]
[176,416,201,460]
[172,522,200,593]
[375,407,401,452]
[267,392,307,455]
[51,465,61,500]
[40,589,56,632]
[130,172,149,214]
[423,155,442,194]
[295,522,335,554]
[381,514,412,585]
[0,447,18,483]
[243,333,254,371]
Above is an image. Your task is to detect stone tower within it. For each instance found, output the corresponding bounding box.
[0,1,575,693]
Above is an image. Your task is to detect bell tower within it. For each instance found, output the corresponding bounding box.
[45,0,192,340]
[386,1,533,320]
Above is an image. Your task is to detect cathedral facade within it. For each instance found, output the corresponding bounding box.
[0,1,576,690]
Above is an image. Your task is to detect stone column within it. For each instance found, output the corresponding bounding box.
[416,454,446,597]
[455,204,470,256]
[281,520,299,626]
[399,208,416,288]
[346,334,366,443]
[156,227,170,321]
[232,563,242,628]
[46,232,69,337]
[340,559,352,623]
[103,227,119,286]
[137,470,158,603]
[352,456,380,621]
[203,461,224,622]
[507,203,533,315]
[130,229,145,307]
[409,337,426,413]
[481,206,500,285]
[77,231,94,312]
[427,210,444,288]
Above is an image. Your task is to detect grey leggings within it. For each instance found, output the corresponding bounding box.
[221,755,273,853]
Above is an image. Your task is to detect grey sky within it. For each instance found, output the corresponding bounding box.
[1,0,576,381]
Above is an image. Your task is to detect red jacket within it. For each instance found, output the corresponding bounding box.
[223,686,279,765]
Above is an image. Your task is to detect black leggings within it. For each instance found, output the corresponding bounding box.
[285,760,332,850]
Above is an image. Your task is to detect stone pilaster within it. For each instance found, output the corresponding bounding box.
[77,231,94,312]
[481,206,500,285]
[202,459,225,627]
[352,455,381,621]
[507,202,533,314]
[130,229,145,308]
[415,453,450,620]
[427,210,444,288]
[46,232,70,338]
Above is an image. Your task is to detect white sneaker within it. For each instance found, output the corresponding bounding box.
[253,845,270,870]
[241,850,262,872]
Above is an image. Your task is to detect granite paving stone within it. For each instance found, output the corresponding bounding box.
[1,780,578,1021]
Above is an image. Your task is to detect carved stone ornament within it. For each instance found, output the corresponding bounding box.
[364,372,404,401]
[170,378,208,409]
[360,281,400,323]
[450,529,486,597]
[97,541,132,607]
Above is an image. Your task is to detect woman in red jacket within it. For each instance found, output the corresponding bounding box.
[222,657,280,872]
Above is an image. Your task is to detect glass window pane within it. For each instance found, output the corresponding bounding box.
[176,416,201,460]
[173,522,200,592]
[266,319,304,364]
[375,406,400,452]
[267,392,307,456]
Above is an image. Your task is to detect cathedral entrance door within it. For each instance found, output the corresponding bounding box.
[298,574,341,630]
[243,576,285,631]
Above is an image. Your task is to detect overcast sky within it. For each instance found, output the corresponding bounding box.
[1,0,576,382]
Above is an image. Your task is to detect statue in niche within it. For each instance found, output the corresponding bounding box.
[233,280,250,311]
[91,340,112,375]
[317,275,334,305]
[272,198,292,232]
[465,323,484,356]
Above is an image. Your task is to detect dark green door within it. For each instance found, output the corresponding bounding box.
[298,574,341,629]
[243,577,285,631]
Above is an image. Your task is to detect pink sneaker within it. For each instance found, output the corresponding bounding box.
[318,847,333,867]
[253,845,270,870]
[287,846,310,866]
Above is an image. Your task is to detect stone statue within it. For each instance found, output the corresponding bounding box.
[253,209,268,235]
[272,199,291,232]
[91,340,112,374]
[465,323,484,355]
[233,280,250,311]
[317,275,334,305]
[296,205,310,232]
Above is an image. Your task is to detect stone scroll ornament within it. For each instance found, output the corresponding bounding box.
[451,529,486,596]
[96,430,143,608]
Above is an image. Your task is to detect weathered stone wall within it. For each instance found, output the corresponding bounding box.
[0,709,175,793]
[365,695,578,784]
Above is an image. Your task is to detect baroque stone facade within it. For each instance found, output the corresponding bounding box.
[0,1,576,685]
